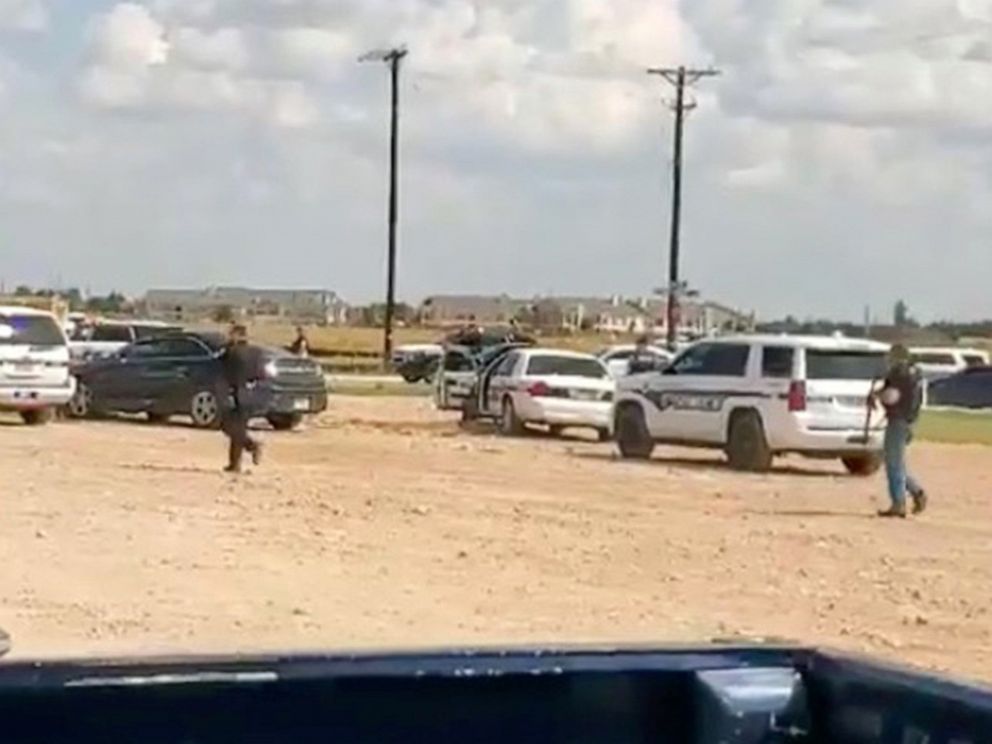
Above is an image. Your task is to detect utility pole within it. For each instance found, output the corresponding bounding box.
[360,46,408,363]
[647,65,720,350]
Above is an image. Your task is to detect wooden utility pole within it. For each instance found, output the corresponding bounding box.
[361,46,409,363]
[647,65,720,350]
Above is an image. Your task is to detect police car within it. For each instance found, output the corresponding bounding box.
[0,306,76,425]
[612,335,891,474]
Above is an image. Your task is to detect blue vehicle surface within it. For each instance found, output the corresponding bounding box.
[928,366,992,409]
[0,644,989,743]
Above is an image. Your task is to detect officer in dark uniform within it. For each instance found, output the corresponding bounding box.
[628,336,658,375]
[221,324,263,473]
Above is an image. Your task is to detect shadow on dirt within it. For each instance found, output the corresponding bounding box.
[743,508,877,519]
[569,450,842,480]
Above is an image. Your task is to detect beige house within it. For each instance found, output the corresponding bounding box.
[144,287,349,325]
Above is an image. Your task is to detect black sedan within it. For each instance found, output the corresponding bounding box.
[927,366,992,409]
[67,332,328,429]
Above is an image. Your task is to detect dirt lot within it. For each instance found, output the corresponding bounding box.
[1,397,990,682]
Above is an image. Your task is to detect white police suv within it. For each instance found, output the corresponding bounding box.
[612,335,891,474]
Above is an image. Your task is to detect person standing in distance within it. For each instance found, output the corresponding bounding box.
[628,336,658,375]
[871,344,927,519]
[290,325,310,358]
[220,324,263,473]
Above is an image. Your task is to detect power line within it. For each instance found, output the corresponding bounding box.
[647,65,720,350]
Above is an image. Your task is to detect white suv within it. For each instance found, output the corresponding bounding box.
[612,335,890,474]
[0,306,76,425]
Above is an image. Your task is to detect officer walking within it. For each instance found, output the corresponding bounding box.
[871,344,927,519]
[221,324,263,473]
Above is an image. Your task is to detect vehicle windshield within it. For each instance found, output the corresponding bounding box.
[526,355,607,378]
[0,314,64,346]
[805,350,887,380]
[964,355,987,368]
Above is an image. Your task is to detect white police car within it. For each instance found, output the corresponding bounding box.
[612,335,891,474]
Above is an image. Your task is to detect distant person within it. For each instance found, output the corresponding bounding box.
[628,336,658,375]
[220,324,263,474]
[290,326,310,358]
[871,344,927,519]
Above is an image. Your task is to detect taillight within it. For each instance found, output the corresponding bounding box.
[527,381,552,397]
[788,381,807,412]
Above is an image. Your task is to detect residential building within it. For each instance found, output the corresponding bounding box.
[417,293,751,336]
[144,287,349,325]
[419,295,526,327]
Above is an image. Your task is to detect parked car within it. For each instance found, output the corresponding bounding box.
[391,343,443,383]
[910,346,989,382]
[598,344,673,378]
[434,342,532,411]
[613,335,890,474]
[67,332,328,430]
[0,306,76,425]
[927,366,992,409]
[69,320,183,364]
[461,348,614,440]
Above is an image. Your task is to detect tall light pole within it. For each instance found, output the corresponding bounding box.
[360,46,408,363]
[647,65,720,350]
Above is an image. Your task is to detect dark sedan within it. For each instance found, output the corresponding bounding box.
[927,366,992,409]
[67,332,328,429]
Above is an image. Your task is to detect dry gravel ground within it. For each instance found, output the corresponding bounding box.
[1,397,990,683]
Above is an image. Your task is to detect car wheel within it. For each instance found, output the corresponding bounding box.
[268,413,303,431]
[67,382,93,419]
[549,425,565,437]
[842,454,883,476]
[147,412,170,425]
[726,411,773,472]
[499,398,525,436]
[401,372,421,384]
[21,408,55,426]
[615,405,654,459]
[190,390,221,429]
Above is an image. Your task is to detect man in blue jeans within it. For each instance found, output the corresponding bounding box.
[871,344,927,519]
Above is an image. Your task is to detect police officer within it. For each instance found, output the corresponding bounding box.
[221,324,263,473]
[871,344,927,519]
[628,336,658,375]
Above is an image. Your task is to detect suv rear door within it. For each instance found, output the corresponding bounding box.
[798,347,887,431]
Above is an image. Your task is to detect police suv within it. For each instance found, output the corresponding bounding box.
[612,335,891,474]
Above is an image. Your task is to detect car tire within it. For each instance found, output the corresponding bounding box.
[842,454,883,476]
[401,372,422,384]
[460,389,480,425]
[615,404,654,460]
[548,425,565,437]
[147,412,170,425]
[499,398,525,436]
[268,413,303,431]
[21,408,54,426]
[67,381,93,419]
[726,410,773,472]
[190,390,221,429]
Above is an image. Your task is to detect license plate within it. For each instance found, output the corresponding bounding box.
[293,398,310,412]
[571,390,600,401]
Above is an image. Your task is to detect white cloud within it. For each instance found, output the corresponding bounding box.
[2,0,990,319]
[0,0,47,31]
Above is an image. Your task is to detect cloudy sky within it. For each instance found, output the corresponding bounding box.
[1,0,990,320]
